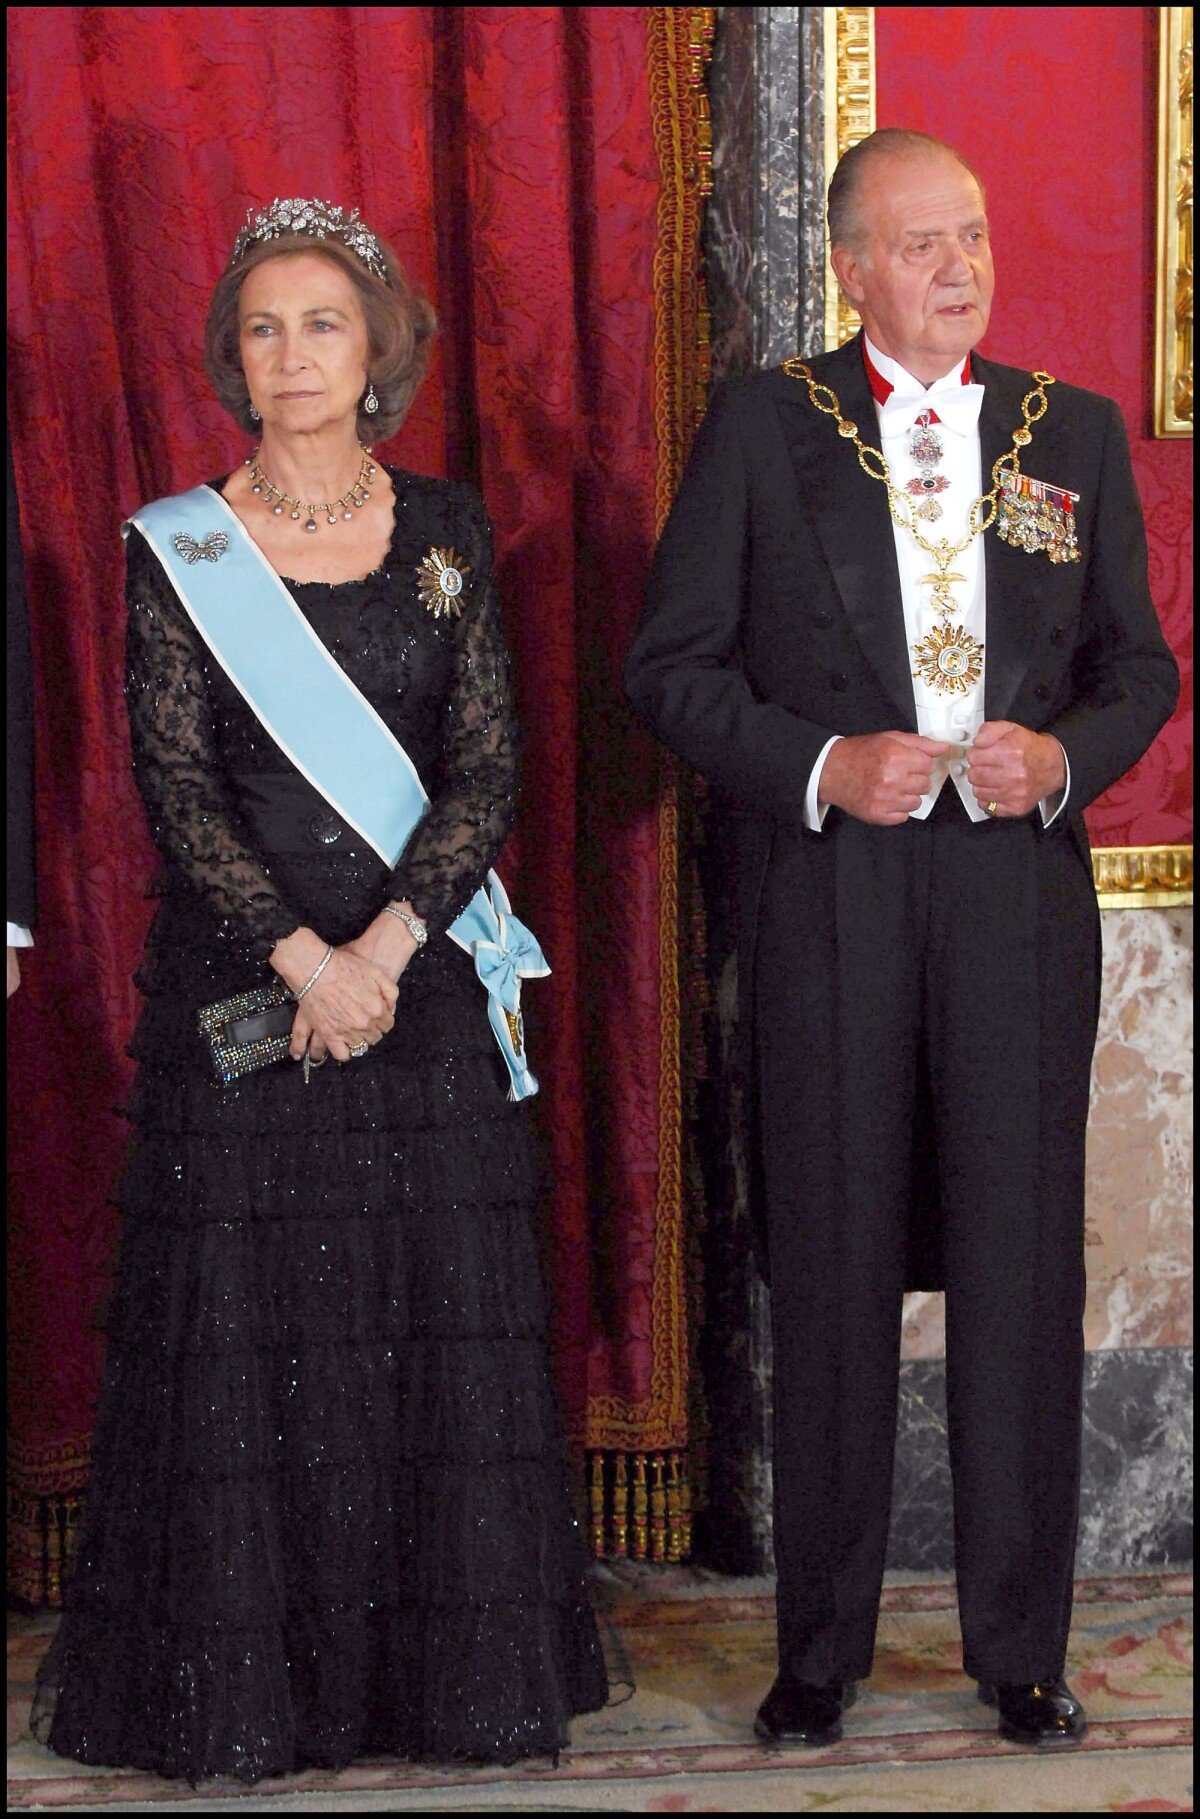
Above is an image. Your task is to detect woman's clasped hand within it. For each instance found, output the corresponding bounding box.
[275,932,400,1064]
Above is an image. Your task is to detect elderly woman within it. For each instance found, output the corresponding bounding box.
[34,201,607,1782]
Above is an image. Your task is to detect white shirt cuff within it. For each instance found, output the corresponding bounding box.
[7,923,34,948]
[804,735,843,832]
[1039,740,1071,827]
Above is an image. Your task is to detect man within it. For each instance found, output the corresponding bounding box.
[625,130,1178,1750]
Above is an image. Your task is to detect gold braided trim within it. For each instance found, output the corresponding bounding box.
[580,11,714,1494]
[648,6,713,537]
[8,1433,92,1495]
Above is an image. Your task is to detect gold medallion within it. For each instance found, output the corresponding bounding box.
[912,624,984,697]
[416,547,470,618]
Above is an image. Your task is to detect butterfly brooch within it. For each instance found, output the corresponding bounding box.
[416,547,470,618]
[172,531,229,565]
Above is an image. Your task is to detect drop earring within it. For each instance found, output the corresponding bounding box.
[364,382,379,416]
[249,404,260,424]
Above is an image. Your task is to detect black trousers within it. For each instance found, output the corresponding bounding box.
[754,790,1101,1686]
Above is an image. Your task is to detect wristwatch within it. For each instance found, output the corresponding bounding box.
[384,904,428,946]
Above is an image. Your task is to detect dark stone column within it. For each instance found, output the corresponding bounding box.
[694,5,827,1573]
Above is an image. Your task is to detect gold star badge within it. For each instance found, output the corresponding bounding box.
[912,624,984,697]
[416,547,470,618]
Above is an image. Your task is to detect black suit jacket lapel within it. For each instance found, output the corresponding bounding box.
[976,354,1038,722]
[777,336,918,730]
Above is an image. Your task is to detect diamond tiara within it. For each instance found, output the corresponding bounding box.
[230,198,391,286]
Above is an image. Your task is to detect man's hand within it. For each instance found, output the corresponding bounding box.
[7,947,19,998]
[818,732,952,826]
[968,722,1066,818]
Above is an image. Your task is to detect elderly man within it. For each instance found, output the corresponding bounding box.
[625,129,1178,1749]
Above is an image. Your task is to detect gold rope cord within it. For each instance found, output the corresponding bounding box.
[581,8,714,1563]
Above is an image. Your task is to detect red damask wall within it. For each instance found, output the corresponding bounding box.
[876,5,1192,847]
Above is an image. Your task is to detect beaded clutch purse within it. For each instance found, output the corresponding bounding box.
[197,980,296,1084]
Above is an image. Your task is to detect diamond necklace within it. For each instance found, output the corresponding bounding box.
[245,445,377,533]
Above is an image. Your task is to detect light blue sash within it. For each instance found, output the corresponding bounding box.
[125,485,548,1099]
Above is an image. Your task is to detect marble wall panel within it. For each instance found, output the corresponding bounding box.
[899,906,1193,1362]
[706,6,826,379]
[706,5,756,383]
[753,5,802,365]
[1084,908,1193,1351]
[887,1348,1193,1574]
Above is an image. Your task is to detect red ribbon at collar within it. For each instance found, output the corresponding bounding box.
[861,340,973,425]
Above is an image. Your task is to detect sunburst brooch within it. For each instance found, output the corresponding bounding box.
[912,623,984,697]
[416,547,470,618]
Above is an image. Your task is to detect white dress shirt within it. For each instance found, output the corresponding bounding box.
[805,336,1068,829]
[8,922,33,947]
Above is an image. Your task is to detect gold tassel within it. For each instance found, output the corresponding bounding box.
[6,1488,86,1609]
[588,1452,606,1559]
[632,1453,649,1559]
[666,1452,684,1562]
[581,1449,692,1561]
[649,1452,668,1561]
[681,1453,694,1557]
[612,1453,630,1557]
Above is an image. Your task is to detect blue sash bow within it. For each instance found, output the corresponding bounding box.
[126,485,548,1099]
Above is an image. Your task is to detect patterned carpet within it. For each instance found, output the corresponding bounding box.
[8,1572,1191,1812]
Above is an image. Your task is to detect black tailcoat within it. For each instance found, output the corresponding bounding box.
[625,334,1178,1685]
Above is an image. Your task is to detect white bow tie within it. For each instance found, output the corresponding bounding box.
[878,380,985,441]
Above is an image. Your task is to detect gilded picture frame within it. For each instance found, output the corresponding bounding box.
[1155,7,1193,438]
[823,6,875,350]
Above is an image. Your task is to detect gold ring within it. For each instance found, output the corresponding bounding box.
[985,800,999,817]
[349,1041,369,1058]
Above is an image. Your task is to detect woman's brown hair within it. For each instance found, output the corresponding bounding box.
[204,232,437,442]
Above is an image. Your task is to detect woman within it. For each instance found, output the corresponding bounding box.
[34,200,608,1782]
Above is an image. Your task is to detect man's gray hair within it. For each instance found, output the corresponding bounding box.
[828,128,985,252]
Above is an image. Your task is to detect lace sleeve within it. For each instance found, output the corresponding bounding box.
[124,526,304,961]
[388,489,520,936]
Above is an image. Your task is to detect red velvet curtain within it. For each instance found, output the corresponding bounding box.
[7,5,697,1601]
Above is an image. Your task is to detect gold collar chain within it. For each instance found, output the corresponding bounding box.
[782,357,1056,619]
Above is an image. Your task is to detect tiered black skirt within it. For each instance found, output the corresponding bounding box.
[34,885,608,1784]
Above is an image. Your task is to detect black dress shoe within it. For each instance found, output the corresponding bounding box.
[977,1677,1087,1748]
[754,1676,853,1746]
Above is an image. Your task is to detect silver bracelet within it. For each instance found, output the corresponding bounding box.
[383,904,428,946]
[293,944,334,1000]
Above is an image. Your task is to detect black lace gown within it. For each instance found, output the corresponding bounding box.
[33,468,608,1783]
